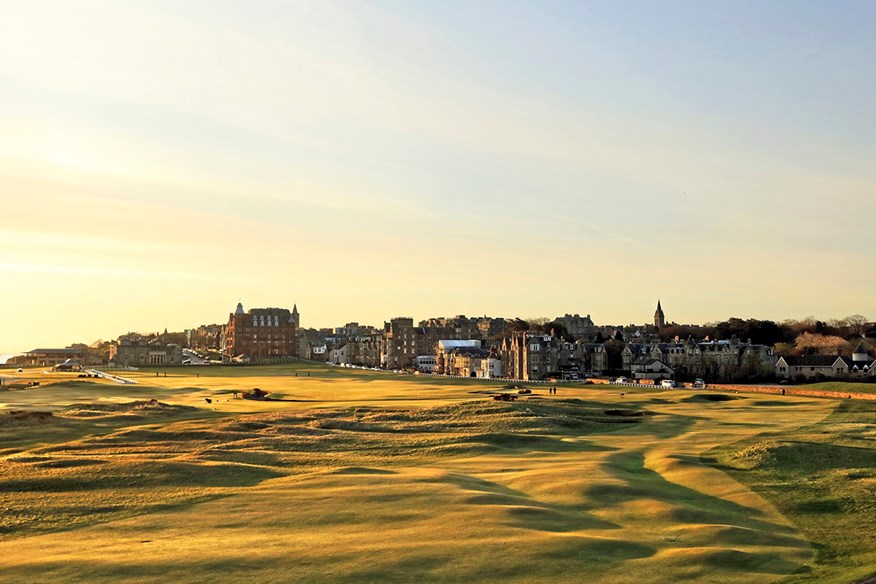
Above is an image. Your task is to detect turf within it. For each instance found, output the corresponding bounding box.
[708,399,876,583]
[796,381,876,395]
[0,362,871,583]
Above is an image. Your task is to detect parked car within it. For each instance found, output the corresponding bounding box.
[660,380,677,388]
[615,376,630,384]
[691,378,706,388]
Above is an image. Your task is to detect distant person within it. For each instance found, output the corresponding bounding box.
[781,388,785,396]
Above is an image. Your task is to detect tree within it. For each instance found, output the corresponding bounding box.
[846,314,869,337]
[792,333,850,356]
[773,342,794,356]
[547,320,573,341]
[604,340,625,370]
[506,318,530,334]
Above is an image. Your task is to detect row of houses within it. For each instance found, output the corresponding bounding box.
[623,336,775,382]
[775,344,875,380]
[310,321,876,382]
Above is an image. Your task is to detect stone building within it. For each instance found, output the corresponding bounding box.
[446,347,499,378]
[23,347,84,367]
[501,333,560,381]
[577,343,608,374]
[623,336,775,381]
[379,315,509,370]
[296,328,326,361]
[415,354,436,373]
[381,317,418,369]
[328,334,382,368]
[476,317,508,342]
[555,314,595,340]
[114,334,183,367]
[186,324,224,351]
[224,302,298,361]
[499,334,608,381]
[435,340,482,375]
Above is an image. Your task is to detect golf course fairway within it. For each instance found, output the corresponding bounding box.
[1,362,873,583]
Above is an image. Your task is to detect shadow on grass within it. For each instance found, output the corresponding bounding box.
[585,451,804,542]
[425,471,622,533]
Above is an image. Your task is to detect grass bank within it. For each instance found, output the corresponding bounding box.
[708,400,876,583]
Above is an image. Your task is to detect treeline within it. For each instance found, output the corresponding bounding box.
[657,315,874,356]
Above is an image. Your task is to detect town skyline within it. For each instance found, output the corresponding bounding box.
[2,296,870,356]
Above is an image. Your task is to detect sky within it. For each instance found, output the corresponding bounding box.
[1,0,874,353]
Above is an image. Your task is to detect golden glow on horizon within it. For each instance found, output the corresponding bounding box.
[1,1,874,351]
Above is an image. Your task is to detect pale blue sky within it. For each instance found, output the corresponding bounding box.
[1,1,874,351]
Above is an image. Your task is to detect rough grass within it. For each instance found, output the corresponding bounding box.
[61,399,196,418]
[0,409,56,427]
[0,398,640,540]
[797,381,876,395]
[0,363,862,583]
[709,400,876,583]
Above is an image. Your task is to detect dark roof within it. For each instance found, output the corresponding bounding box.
[631,357,673,368]
[780,355,845,367]
[27,348,83,355]
[849,360,874,370]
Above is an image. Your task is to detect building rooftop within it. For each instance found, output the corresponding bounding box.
[438,340,482,349]
[26,348,83,355]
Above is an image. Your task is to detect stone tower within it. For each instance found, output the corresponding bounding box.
[654,300,665,329]
[291,304,300,328]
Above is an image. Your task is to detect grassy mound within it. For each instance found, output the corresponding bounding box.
[0,398,641,541]
[708,400,876,583]
[61,399,196,418]
[731,440,875,473]
[0,410,55,428]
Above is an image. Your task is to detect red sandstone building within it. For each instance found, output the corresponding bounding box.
[224,303,299,361]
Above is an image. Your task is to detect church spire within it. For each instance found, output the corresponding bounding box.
[654,299,665,329]
[291,303,300,328]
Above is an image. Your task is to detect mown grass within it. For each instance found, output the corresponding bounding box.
[0,366,860,583]
[797,381,876,395]
[0,397,639,541]
[708,400,876,583]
